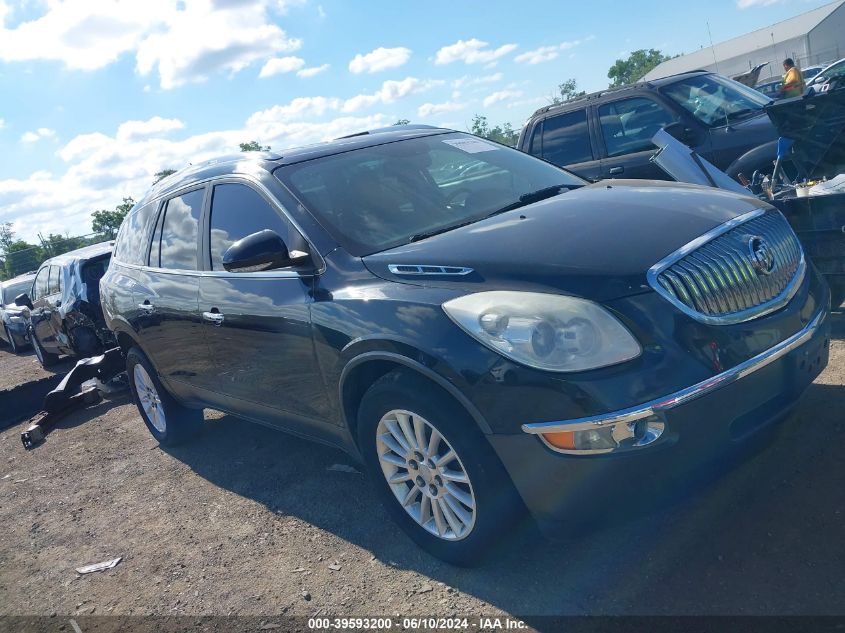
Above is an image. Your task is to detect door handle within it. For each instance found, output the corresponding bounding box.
[608,166,624,176]
[202,310,225,326]
[138,301,155,313]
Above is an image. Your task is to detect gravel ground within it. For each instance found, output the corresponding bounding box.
[0,313,843,619]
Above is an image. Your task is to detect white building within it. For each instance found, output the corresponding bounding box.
[643,0,845,83]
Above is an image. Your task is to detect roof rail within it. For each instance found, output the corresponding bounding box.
[334,124,440,140]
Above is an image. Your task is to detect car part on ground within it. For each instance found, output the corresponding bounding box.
[20,346,127,449]
[100,126,830,563]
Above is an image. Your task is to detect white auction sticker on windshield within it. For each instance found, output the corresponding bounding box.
[442,138,499,153]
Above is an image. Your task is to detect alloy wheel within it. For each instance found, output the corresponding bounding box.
[376,409,477,541]
[134,364,166,433]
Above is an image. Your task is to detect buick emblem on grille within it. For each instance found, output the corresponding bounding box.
[748,235,775,275]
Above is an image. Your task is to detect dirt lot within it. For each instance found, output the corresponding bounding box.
[0,314,843,619]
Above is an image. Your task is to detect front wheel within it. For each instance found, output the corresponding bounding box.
[32,333,60,368]
[126,347,203,446]
[5,325,19,354]
[357,371,524,566]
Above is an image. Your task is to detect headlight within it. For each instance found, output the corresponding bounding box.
[443,291,641,372]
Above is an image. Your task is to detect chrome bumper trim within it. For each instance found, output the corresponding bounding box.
[522,304,828,436]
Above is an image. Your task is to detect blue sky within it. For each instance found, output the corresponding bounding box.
[0,0,832,240]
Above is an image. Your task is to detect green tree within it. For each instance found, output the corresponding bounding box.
[153,168,177,184]
[551,78,586,104]
[393,118,410,125]
[607,49,671,87]
[0,222,14,254]
[91,196,136,239]
[4,239,43,278]
[239,141,271,152]
[470,115,519,147]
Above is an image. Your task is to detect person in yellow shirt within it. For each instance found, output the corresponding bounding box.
[780,58,805,98]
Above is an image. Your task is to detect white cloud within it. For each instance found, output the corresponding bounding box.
[0,0,305,90]
[482,90,523,107]
[0,118,5,129]
[20,128,56,143]
[342,77,442,113]
[417,101,465,118]
[435,38,517,65]
[247,97,340,124]
[136,1,302,89]
[737,0,782,7]
[348,46,412,74]
[0,0,168,71]
[452,73,503,89]
[297,63,329,77]
[116,116,184,142]
[1,109,390,241]
[514,37,594,65]
[259,55,305,77]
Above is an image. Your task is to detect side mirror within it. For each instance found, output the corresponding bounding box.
[663,122,697,145]
[222,229,309,273]
[14,293,33,309]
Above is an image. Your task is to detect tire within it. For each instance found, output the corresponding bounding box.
[831,283,845,310]
[32,333,60,368]
[5,326,19,354]
[126,346,203,446]
[357,370,524,566]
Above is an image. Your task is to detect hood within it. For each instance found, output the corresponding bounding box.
[363,180,769,302]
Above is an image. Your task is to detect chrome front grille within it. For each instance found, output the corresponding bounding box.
[648,209,805,325]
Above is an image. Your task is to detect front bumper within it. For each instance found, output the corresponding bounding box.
[488,300,831,533]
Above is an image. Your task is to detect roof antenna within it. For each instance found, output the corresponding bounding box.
[706,22,720,74]
[707,21,730,129]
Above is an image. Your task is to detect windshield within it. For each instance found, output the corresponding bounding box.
[662,74,771,127]
[277,132,585,255]
[813,59,845,84]
[1,279,33,305]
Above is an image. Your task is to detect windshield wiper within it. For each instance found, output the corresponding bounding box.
[482,184,574,218]
[408,184,573,243]
[726,108,760,121]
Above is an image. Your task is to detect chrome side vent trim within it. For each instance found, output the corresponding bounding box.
[387,264,474,276]
[647,208,806,325]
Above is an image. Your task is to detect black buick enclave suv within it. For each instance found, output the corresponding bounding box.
[100,126,831,564]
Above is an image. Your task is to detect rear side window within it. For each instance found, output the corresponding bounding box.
[155,188,204,270]
[33,267,49,300]
[208,183,292,271]
[48,266,61,295]
[598,97,676,157]
[113,202,156,265]
[539,110,593,166]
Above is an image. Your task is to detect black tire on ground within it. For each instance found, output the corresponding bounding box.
[32,333,60,368]
[357,369,524,566]
[5,326,19,353]
[831,283,845,310]
[126,346,203,446]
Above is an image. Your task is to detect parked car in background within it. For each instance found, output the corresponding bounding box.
[809,58,845,88]
[101,126,830,564]
[756,66,825,100]
[15,242,114,368]
[517,70,778,182]
[800,64,825,82]
[0,272,36,353]
[755,78,783,99]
